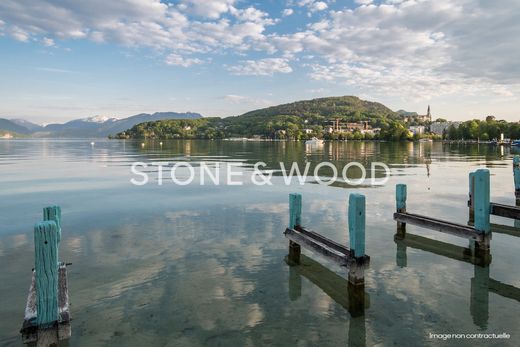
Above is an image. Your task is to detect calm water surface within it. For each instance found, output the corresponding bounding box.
[0,139,519,346]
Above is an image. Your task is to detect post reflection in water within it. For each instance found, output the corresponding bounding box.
[394,232,520,329]
[286,254,368,346]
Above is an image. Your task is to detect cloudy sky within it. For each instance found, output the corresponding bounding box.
[0,0,519,123]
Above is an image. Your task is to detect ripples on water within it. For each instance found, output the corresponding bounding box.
[0,139,519,346]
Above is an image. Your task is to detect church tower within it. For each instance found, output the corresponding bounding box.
[427,105,431,122]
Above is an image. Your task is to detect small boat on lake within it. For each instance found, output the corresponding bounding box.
[305,137,324,146]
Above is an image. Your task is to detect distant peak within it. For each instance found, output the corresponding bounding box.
[82,115,119,123]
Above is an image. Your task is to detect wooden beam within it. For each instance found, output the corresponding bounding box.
[284,228,349,265]
[285,254,370,316]
[394,233,491,266]
[489,278,520,303]
[393,212,485,242]
[21,264,71,344]
[490,223,520,237]
[490,202,520,220]
[295,225,351,256]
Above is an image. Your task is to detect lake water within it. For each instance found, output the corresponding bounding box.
[0,139,519,346]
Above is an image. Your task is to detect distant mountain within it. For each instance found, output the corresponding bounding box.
[32,112,203,138]
[115,96,407,140]
[0,118,32,134]
[10,119,44,132]
[396,110,418,117]
[240,96,397,119]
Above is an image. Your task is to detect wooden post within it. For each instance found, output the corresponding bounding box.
[44,206,62,244]
[288,193,302,264]
[348,194,366,286]
[473,169,491,252]
[470,264,490,329]
[34,221,59,327]
[514,156,520,203]
[468,172,475,225]
[396,184,407,238]
[349,194,365,258]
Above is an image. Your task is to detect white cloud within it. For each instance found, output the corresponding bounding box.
[180,0,235,19]
[223,94,271,107]
[42,37,55,47]
[165,53,202,67]
[282,8,294,17]
[228,58,292,76]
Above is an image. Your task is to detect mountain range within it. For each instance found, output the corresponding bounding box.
[0,112,202,138]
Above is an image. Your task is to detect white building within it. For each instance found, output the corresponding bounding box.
[409,125,425,135]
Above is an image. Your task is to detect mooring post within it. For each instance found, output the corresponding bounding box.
[473,169,491,252]
[514,156,520,203]
[34,221,60,327]
[468,172,475,225]
[288,193,302,264]
[43,206,62,244]
[396,184,407,239]
[348,193,366,285]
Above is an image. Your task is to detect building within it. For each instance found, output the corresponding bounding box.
[415,105,432,123]
[409,125,425,135]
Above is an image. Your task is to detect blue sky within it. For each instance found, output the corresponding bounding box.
[0,0,519,124]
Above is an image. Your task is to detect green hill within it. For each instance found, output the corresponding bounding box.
[114,96,410,140]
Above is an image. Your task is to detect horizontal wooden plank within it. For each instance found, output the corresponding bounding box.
[294,225,352,256]
[393,212,484,242]
[21,264,71,343]
[490,202,520,220]
[394,233,491,266]
[489,278,520,303]
[285,228,350,265]
[285,254,370,314]
[490,223,520,237]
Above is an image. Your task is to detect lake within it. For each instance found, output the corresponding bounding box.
[0,139,519,346]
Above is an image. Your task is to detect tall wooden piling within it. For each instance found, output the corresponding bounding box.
[288,193,302,264]
[468,172,475,224]
[396,184,407,238]
[34,221,60,327]
[43,206,62,244]
[514,156,520,203]
[348,194,366,258]
[348,194,366,285]
[22,206,71,345]
[473,169,491,252]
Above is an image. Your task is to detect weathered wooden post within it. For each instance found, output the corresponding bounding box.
[21,206,71,345]
[43,206,62,244]
[468,172,475,225]
[514,156,520,203]
[473,169,491,252]
[348,194,366,286]
[288,193,302,264]
[34,221,60,327]
[470,264,490,329]
[395,184,407,239]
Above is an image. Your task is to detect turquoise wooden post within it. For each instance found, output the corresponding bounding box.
[468,172,475,224]
[288,193,302,264]
[514,156,520,198]
[289,193,302,229]
[43,206,61,244]
[396,184,407,237]
[34,221,59,327]
[473,169,490,234]
[348,194,366,258]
